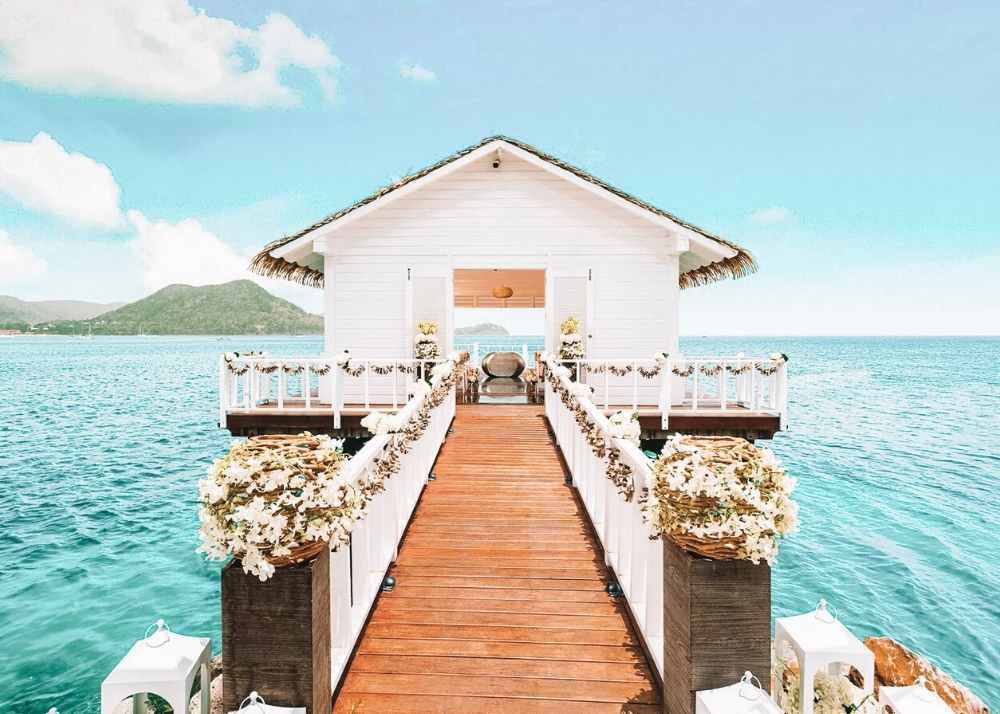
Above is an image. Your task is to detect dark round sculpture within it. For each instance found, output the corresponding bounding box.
[481,351,526,379]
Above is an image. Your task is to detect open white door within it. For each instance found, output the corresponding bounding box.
[405,266,453,358]
[546,267,593,355]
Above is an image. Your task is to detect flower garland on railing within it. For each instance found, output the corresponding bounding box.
[641,434,798,564]
[671,362,694,377]
[755,353,788,376]
[200,352,468,582]
[356,354,465,499]
[699,363,722,377]
[335,352,422,378]
[223,351,266,375]
[542,354,636,500]
[225,352,333,377]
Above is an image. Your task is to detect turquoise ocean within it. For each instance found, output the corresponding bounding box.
[0,336,997,711]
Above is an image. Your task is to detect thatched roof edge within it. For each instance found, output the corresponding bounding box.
[250,135,756,289]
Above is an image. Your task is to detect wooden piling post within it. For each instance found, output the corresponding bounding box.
[222,548,331,713]
[662,538,771,714]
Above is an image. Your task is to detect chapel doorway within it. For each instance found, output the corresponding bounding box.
[453,268,545,404]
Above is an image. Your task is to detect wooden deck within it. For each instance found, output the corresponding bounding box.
[333,404,661,713]
[224,399,780,440]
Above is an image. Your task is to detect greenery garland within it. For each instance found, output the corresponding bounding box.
[544,361,635,500]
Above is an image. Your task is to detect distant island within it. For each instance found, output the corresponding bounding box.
[4,280,323,335]
[455,322,509,336]
[0,295,124,326]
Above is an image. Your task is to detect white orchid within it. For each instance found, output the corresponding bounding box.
[607,410,641,447]
[197,434,358,581]
[430,361,452,379]
[642,435,798,565]
[409,381,431,398]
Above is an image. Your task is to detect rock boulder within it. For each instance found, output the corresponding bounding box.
[863,636,989,714]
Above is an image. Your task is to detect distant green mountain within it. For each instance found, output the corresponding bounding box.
[0,295,123,324]
[34,280,323,335]
[455,322,510,336]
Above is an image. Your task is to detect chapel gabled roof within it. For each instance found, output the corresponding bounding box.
[250,135,756,289]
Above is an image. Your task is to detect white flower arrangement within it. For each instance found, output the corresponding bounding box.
[570,382,594,399]
[642,434,798,564]
[335,351,351,366]
[607,410,641,447]
[558,315,585,360]
[774,658,875,714]
[360,410,404,436]
[553,365,571,379]
[197,434,364,581]
[559,333,585,360]
[414,320,441,360]
[408,381,431,398]
[430,360,453,380]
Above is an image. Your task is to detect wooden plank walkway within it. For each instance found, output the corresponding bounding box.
[334,404,661,713]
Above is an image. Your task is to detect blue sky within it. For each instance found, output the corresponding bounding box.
[0,1,997,334]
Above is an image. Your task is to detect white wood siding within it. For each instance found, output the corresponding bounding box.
[319,152,681,403]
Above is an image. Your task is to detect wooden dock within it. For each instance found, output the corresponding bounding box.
[224,399,780,440]
[333,404,661,713]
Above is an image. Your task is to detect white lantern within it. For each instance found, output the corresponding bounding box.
[879,676,952,713]
[229,690,305,714]
[773,600,875,714]
[696,671,783,713]
[101,619,211,714]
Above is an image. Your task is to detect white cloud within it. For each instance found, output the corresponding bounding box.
[126,210,322,312]
[748,206,794,225]
[399,60,437,82]
[0,133,124,228]
[128,210,246,293]
[0,230,47,284]
[0,1,339,106]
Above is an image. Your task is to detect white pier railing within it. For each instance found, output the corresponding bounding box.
[544,357,664,677]
[218,354,443,429]
[563,355,789,429]
[327,367,456,688]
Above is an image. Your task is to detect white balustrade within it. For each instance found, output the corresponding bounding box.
[218,354,442,429]
[563,355,789,430]
[543,351,790,680]
[327,369,457,689]
[544,357,664,678]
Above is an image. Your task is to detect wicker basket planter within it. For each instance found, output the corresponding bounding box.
[197,433,364,581]
[643,435,798,565]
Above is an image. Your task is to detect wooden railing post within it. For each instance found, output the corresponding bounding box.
[222,548,331,714]
[662,539,771,714]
